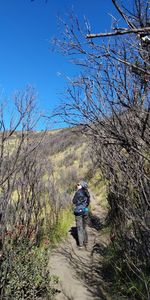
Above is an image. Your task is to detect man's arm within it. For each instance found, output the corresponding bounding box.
[72,191,78,205]
[85,191,90,206]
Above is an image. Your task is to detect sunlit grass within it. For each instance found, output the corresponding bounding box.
[89,170,108,209]
[48,208,74,245]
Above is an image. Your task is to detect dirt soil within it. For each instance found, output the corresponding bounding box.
[49,198,112,300]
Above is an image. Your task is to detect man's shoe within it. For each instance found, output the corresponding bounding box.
[84,243,88,248]
[78,245,83,249]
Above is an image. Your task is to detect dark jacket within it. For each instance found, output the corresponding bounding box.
[73,188,90,207]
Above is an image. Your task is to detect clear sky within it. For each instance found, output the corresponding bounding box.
[0,0,121,129]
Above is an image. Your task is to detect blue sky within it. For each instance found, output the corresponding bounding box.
[0,0,121,129]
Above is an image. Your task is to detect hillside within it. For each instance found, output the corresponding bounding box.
[41,127,107,213]
[0,126,108,300]
[43,127,92,190]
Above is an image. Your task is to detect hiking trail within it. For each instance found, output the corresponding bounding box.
[49,194,112,300]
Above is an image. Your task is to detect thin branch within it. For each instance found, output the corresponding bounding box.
[87,27,150,39]
[112,0,136,29]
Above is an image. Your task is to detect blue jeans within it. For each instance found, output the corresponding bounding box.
[75,214,88,246]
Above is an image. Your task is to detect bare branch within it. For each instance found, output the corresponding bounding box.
[112,0,137,29]
[87,26,150,39]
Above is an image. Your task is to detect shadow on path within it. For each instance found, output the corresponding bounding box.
[56,221,112,300]
[89,212,103,231]
[69,227,79,246]
[50,206,112,300]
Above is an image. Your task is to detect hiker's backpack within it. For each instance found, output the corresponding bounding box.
[74,205,89,216]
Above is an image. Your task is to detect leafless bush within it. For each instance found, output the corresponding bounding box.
[0,86,82,298]
[54,0,150,297]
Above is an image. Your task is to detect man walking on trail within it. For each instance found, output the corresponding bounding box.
[72,181,90,249]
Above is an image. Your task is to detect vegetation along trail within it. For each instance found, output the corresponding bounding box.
[49,193,111,300]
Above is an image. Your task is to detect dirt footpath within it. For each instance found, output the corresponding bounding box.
[49,203,112,300]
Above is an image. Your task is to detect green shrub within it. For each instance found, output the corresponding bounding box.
[0,240,58,299]
[102,241,150,300]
